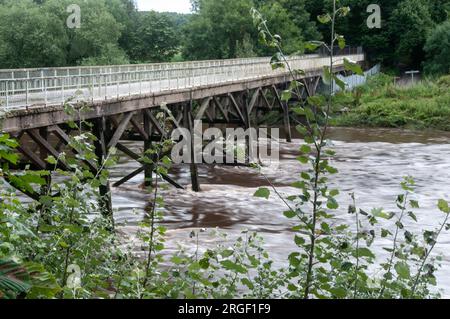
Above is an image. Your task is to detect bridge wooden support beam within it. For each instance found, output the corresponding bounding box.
[50,125,97,172]
[93,116,114,225]
[113,166,145,188]
[143,109,153,187]
[303,76,321,97]
[113,123,184,190]
[271,85,292,142]
[27,129,70,172]
[243,91,252,163]
[185,99,200,192]
[34,127,51,213]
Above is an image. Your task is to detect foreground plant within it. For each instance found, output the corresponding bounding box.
[252,1,449,299]
[1,1,449,300]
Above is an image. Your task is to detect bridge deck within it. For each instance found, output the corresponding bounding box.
[0,53,364,133]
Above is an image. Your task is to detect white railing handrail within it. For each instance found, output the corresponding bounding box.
[0,54,323,81]
[0,53,365,110]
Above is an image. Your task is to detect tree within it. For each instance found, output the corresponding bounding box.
[125,11,179,63]
[388,0,434,70]
[256,0,320,55]
[183,0,319,60]
[424,20,450,75]
[183,0,256,60]
[39,0,128,65]
[303,0,450,71]
[0,0,68,68]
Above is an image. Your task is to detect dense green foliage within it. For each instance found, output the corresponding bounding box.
[331,74,450,130]
[305,0,450,71]
[182,0,319,59]
[424,20,450,75]
[0,0,184,67]
[0,0,448,73]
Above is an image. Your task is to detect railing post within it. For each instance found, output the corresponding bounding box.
[11,72,14,95]
[5,80,9,109]
[44,78,47,106]
[62,77,65,104]
[25,77,28,107]
[41,70,44,93]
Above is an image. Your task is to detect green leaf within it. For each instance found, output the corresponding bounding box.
[307,95,325,107]
[404,231,413,243]
[329,287,346,298]
[296,156,309,164]
[304,41,323,52]
[241,278,254,290]
[407,211,418,222]
[329,189,339,197]
[287,283,297,291]
[220,260,247,274]
[381,229,391,238]
[327,197,339,210]
[289,80,302,90]
[304,107,315,121]
[410,200,419,208]
[371,208,394,220]
[333,74,346,91]
[295,125,308,135]
[301,172,311,180]
[317,14,331,24]
[284,210,297,219]
[300,144,311,154]
[356,248,375,259]
[438,199,450,214]
[322,66,331,85]
[199,258,210,269]
[292,107,305,115]
[341,262,353,271]
[281,90,292,102]
[254,187,270,199]
[294,235,305,246]
[325,165,338,174]
[394,262,410,279]
[337,35,345,50]
[338,6,351,17]
[343,58,364,76]
[270,53,285,70]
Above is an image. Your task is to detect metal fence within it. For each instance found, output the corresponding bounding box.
[0,53,364,110]
[333,63,381,92]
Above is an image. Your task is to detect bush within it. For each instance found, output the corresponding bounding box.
[424,20,450,76]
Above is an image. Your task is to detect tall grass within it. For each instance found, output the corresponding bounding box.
[332,74,450,131]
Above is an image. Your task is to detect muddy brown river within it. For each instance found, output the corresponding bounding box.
[105,127,450,296]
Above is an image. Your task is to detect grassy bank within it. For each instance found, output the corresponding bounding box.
[331,74,450,131]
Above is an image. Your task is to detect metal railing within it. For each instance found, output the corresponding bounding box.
[0,53,364,110]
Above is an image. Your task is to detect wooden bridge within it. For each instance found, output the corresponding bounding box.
[0,49,365,212]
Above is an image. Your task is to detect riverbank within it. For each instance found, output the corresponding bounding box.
[331,74,450,131]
